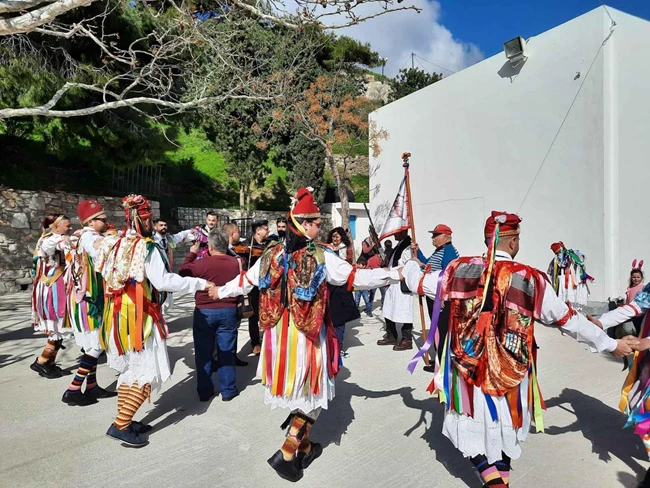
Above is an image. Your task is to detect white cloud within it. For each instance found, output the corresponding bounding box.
[336,0,484,77]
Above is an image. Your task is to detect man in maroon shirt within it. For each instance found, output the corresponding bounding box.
[179,226,241,402]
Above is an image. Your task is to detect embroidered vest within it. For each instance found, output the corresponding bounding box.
[68,229,104,330]
[257,243,329,343]
[441,257,547,396]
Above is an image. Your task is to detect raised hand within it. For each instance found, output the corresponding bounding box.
[190,242,201,254]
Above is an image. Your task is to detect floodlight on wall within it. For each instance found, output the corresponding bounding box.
[504,36,527,66]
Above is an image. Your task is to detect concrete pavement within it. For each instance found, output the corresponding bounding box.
[0,291,646,488]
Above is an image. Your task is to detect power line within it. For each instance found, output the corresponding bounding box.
[414,54,457,74]
[414,57,430,74]
[517,19,617,212]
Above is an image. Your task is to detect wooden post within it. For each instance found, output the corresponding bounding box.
[402,153,430,366]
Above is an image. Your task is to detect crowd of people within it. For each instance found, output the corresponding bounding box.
[27,189,650,486]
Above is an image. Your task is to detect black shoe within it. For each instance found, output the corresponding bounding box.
[30,359,62,379]
[62,390,99,406]
[298,442,323,469]
[199,392,214,402]
[222,390,240,402]
[423,365,436,373]
[267,450,303,482]
[106,423,148,447]
[85,386,118,399]
[235,356,249,367]
[132,420,153,434]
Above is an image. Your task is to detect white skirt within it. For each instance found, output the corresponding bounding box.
[256,324,335,415]
[442,385,530,464]
[72,328,102,354]
[106,326,171,393]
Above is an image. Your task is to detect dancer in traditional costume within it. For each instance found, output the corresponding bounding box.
[589,284,650,487]
[62,200,117,406]
[96,195,212,447]
[212,188,399,482]
[30,215,73,379]
[547,241,594,309]
[402,211,633,487]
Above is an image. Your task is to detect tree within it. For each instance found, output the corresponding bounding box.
[0,0,420,119]
[388,67,441,102]
[285,74,387,232]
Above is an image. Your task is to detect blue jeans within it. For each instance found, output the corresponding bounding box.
[193,307,239,399]
[355,289,375,315]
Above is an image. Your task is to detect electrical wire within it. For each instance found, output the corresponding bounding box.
[517,18,617,212]
[414,54,457,74]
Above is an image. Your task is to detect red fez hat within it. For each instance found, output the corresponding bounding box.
[429,224,452,235]
[484,211,521,238]
[291,187,320,219]
[77,199,106,225]
[550,241,565,254]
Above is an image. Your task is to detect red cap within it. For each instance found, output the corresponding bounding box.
[429,224,452,235]
[77,199,106,225]
[550,241,565,254]
[484,211,521,238]
[291,187,320,219]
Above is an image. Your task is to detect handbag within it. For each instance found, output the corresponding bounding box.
[236,254,254,320]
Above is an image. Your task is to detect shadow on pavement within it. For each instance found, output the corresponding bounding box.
[311,368,413,450]
[400,388,482,487]
[544,388,647,483]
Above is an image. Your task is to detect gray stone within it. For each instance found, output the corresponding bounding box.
[29,196,45,212]
[11,213,29,229]
[7,244,17,252]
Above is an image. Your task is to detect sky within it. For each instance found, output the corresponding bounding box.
[338,0,650,78]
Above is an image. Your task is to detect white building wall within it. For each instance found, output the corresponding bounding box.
[369,6,650,301]
[611,8,650,297]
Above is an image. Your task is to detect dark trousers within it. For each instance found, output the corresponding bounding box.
[385,318,413,341]
[248,287,261,347]
[193,307,239,398]
[334,323,345,349]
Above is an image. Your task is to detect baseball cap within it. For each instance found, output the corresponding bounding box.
[428,224,452,235]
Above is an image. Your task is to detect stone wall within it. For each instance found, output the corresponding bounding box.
[0,187,159,294]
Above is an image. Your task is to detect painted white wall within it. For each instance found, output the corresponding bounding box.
[323,203,371,258]
[370,6,649,301]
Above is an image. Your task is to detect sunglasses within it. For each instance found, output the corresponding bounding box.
[310,221,321,228]
[93,218,108,223]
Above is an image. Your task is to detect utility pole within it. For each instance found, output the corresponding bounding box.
[381,57,387,77]
[411,52,415,69]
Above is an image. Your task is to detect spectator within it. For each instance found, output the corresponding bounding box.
[377,240,394,307]
[179,226,241,402]
[326,227,360,358]
[354,256,374,317]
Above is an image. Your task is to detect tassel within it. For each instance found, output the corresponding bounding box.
[280,413,293,431]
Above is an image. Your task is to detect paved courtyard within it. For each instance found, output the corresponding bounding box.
[0,291,646,488]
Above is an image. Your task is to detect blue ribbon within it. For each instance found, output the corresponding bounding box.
[407,273,443,374]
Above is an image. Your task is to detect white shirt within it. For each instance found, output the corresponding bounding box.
[154,229,193,248]
[40,234,69,256]
[402,250,617,353]
[77,227,103,260]
[219,248,399,298]
[598,301,645,329]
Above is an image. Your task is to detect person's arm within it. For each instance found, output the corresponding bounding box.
[416,249,427,263]
[401,260,441,299]
[178,251,199,277]
[216,258,261,298]
[41,234,67,255]
[537,281,621,354]
[596,302,646,330]
[324,251,399,290]
[79,232,102,259]
[145,247,206,293]
[170,229,194,245]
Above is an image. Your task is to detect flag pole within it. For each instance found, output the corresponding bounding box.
[402,152,430,367]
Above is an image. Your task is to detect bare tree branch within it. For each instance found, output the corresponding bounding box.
[0,0,96,35]
[0,0,56,15]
